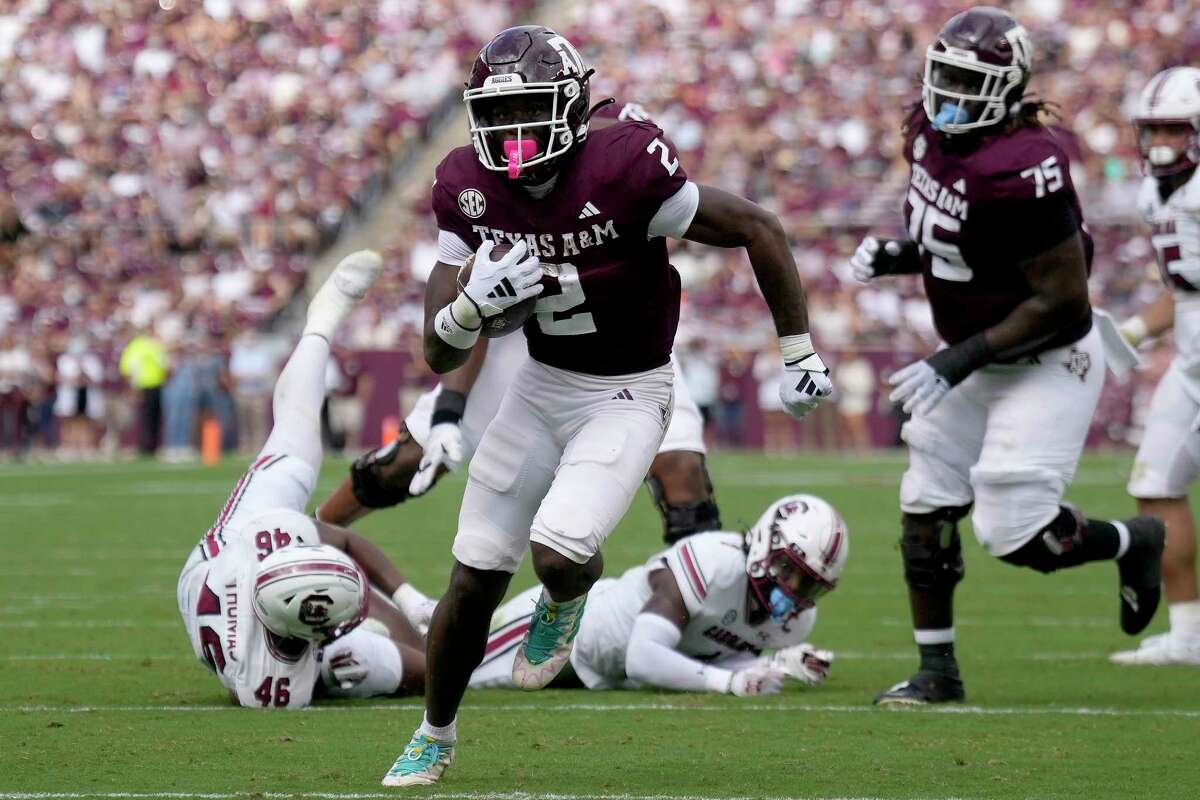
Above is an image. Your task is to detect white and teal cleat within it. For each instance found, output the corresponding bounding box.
[381,732,455,787]
[511,591,586,690]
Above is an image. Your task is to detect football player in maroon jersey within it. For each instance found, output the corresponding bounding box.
[315,105,722,556]
[850,6,1166,706]
[382,26,832,786]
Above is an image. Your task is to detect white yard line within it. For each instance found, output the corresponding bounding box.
[5,702,1198,719]
[0,793,967,800]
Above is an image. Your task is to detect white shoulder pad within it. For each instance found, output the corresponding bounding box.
[656,531,746,615]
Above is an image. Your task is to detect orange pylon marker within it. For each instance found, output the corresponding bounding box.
[201,417,222,466]
[381,415,400,446]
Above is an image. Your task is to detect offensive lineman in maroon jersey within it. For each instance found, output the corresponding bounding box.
[382,26,832,785]
[849,6,1165,706]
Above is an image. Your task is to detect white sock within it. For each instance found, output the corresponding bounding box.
[542,587,587,608]
[1168,600,1200,639]
[419,713,456,743]
[303,251,380,340]
[914,627,956,645]
[257,334,329,470]
[1112,520,1131,560]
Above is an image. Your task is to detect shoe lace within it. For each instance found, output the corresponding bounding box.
[525,596,582,662]
[391,735,443,774]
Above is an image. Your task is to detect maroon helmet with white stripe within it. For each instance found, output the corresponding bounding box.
[746,495,848,612]
[1132,67,1200,177]
[253,536,367,643]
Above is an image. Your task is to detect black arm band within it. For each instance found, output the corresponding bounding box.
[431,389,467,426]
[877,239,923,276]
[926,333,993,387]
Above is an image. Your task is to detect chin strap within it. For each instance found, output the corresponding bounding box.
[584,96,615,125]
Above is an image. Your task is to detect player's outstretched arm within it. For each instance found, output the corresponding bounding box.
[682,185,832,420]
[683,185,809,335]
[1121,290,1175,346]
[409,337,489,496]
[314,520,435,627]
[625,568,784,695]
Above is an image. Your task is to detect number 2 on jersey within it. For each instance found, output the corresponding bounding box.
[535,262,596,335]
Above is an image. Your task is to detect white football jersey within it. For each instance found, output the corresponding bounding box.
[1138,171,1200,372]
[570,531,817,689]
[180,527,321,709]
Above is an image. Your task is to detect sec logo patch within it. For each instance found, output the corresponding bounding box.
[458,188,486,219]
[913,133,927,162]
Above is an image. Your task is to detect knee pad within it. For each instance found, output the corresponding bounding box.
[646,471,722,545]
[349,429,421,509]
[999,506,1086,574]
[900,505,970,591]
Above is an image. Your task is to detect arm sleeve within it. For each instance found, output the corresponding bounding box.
[647,181,700,239]
[625,612,732,693]
[437,230,474,267]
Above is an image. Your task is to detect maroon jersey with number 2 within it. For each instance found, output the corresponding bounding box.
[902,114,1093,352]
[432,120,688,376]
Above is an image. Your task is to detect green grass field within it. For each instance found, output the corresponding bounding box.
[3,452,1198,800]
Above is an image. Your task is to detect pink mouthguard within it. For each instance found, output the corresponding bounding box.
[504,138,539,179]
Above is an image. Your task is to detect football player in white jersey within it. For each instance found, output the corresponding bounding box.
[176,251,434,707]
[468,494,843,694]
[1114,66,1200,666]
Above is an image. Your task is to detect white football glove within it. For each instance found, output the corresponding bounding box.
[769,644,834,687]
[460,239,543,318]
[849,236,882,282]
[888,359,951,415]
[326,647,368,691]
[392,583,437,635]
[728,665,787,697]
[408,422,464,495]
[780,353,834,420]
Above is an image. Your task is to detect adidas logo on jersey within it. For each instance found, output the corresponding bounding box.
[612,388,634,401]
[578,202,601,219]
[952,178,966,193]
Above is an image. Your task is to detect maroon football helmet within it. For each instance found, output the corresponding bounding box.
[464,26,593,182]
[923,6,1033,135]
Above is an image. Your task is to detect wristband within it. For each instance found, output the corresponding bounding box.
[703,666,735,694]
[434,302,480,350]
[431,389,467,426]
[1119,316,1149,347]
[878,239,922,275]
[926,332,993,387]
[392,583,429,613]
[779,333,814,365]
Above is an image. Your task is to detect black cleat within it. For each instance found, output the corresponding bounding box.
[1117,516,1165,635]
[874,670,965,707]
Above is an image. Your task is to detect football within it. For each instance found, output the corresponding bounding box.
[457,243,540,338]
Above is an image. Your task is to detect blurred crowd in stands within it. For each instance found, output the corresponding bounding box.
[0,0,1196,458]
